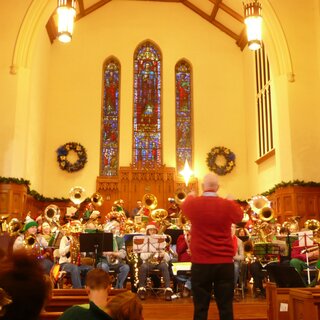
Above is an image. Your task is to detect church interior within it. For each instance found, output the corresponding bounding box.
[1,0,320,319]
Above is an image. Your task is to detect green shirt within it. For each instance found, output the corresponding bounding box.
[58,301,113,320]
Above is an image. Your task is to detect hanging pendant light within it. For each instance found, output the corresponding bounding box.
[57,0,77,43]
[244,0,262,51]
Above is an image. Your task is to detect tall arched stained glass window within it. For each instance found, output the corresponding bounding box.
[100,57,120,176]
[175,59,193,171]
[133,41,162,167]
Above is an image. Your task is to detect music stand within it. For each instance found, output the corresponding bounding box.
[266,265,306,288]
[297,230,314,284]
[80,232,113,267]
[164,229,183,245]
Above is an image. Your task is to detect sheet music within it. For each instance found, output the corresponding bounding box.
[132,235,167,253]
[297,231,313,247]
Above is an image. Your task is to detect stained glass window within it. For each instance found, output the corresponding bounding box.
[133,41,162,167]
[175,59,193,171]
[100,57,120,176]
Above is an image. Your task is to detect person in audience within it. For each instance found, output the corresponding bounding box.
[137,224,173,301]
[58,268,113,320]
[0,251,52,320]
[106,291,144,320]
[181,173,243,320]
[13,219,53,275]
[97,220,130,289]
[59,223,93,288]
[232,224,244,301]
[176,227,192,297]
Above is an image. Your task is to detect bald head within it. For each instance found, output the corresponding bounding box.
[202,173,219,192]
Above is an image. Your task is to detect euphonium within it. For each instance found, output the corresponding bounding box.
[69,186,86,205]
[259,207,275,222]
[44,204,61,230]
[304,219,320,231]
[248,195,271,221]
[151,209,170,234]
[91,192,104,207]
[8,218,23,237]
[23,234,41,257]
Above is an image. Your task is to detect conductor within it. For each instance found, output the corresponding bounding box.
[181,173,243,320]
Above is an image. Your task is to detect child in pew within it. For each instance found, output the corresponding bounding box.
[58,268,143,320]
[58,268,113,320]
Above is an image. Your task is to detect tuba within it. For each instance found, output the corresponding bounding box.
[142,193,158,210]
[249,195,273,221]
[304,219,320,231]
[91,192,104,207]
[44,204,61,228]
[259,207,275,222]
[174,189,187,205]
[69,186,86,205]
[8,218,23,237]
[151,209,170,234]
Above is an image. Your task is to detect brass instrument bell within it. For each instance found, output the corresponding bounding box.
[174,189,187,205]
[142,193,158,210]
[248,195,271,214]
[151,209,168,222]
[259,207,275,222]
[69,186,86,205]
[44,204,60,223]
[91,192,104,207]
[304,219,320,231]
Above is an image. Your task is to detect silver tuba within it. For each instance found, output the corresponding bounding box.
[44,204,61,228]
[69,186,86,205]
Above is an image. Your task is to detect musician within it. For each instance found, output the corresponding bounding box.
[290,234,319,283]
[59,223,93,288]
[181,173,243,320]
[167,198,180,219]
[83,203,94,222]
[176,228,192,297]
[40,221,53,242]
[137,224,173,301]
[13,219,53,275]
[232,224,244,292]
[97,220,130,289]
[131,200,143,218]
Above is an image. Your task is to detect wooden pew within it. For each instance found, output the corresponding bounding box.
[44,288,128,312]
[289,288,320,320]
[52,288,127,296]
[266,282,290,320]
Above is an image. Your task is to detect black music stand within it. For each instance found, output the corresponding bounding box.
[165,229,184,245]
[80,232,113,267]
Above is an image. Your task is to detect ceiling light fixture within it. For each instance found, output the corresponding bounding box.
[244,0,262,51]
[57,0,76,43]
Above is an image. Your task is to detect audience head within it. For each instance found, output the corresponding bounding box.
[202,173,219,192]
[0,250,51,320]
[85,268,111,291]
[107,291,143,320]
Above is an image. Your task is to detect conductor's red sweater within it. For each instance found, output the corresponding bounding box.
[181,194,243,264]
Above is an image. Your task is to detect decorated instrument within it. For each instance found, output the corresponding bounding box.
[142,193,158,210]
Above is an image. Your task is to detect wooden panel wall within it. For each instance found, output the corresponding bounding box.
[268,186,320,225]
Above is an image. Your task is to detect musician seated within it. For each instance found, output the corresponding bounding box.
[137,224,173,301]
[176,228,192,298]
[232,224,244,298]
[97,220,130,289]
[59,225,93,289]
[13,219,53,275]
[290,234,319,284]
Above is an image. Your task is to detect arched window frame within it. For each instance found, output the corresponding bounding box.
[175,59,193,171]
[100,56,121,176]
[132,40,162,168]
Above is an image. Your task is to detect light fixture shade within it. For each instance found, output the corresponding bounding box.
[57,0,76,43]
[244,0,262,51]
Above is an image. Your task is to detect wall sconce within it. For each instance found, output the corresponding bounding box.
[244,0,262,50]
[179,160,193,187]
[57,0,76,43]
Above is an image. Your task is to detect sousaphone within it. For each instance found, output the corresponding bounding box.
[69,186,86,205]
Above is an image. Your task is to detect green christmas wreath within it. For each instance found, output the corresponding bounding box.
[56,142,87,173]
[206,146,236,176]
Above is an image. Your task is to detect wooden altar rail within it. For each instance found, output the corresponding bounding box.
[266,282,320,320]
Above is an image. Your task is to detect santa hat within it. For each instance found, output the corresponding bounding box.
[146,224,157,232]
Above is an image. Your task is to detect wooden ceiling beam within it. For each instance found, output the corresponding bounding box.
[78,0,85,15]
[236,28,247,51]
[210,0,222,21]
[209,0,244,23]
[182,0,238,41]
[76,0,111,20]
